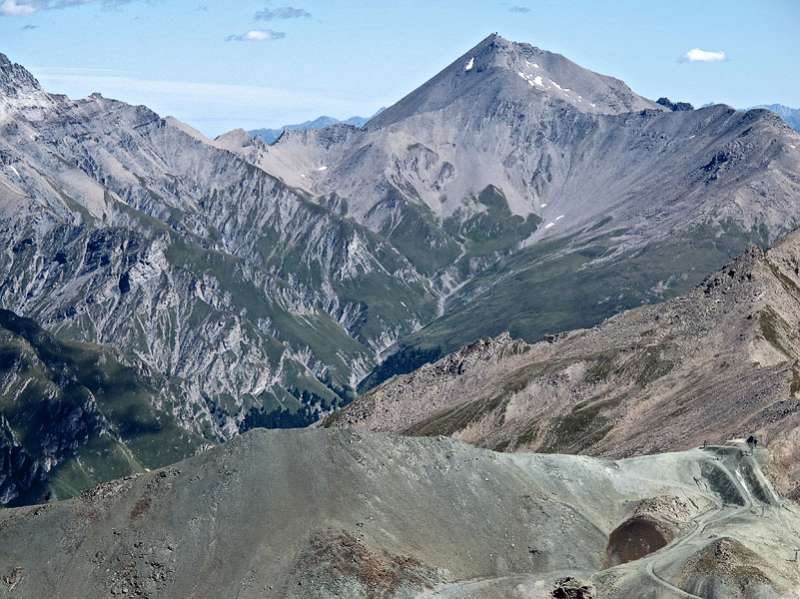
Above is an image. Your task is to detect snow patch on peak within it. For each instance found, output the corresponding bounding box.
[464,57,475,72]
[544,216,564,229]
[518,72,545,87]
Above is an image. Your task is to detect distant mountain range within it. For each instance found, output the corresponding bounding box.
[243,100,800,146]
[244,102,800,146]
[758,104,800,132]
[249,114,372,144]
[1,35,799,504]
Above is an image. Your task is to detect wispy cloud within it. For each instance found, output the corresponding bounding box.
[32,68,383,136]
[225,29,285,42]
[35,70,320,104]
[254,5,310,21]
[32,66,133,76]
[33,69,372,108]
[1,0,35,14]
[0,0,140,16]
[681,48,727,63]
[509,5,530,13]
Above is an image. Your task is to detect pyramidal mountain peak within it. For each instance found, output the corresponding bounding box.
[367,33,662,130]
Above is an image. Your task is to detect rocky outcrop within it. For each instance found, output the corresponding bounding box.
[552,578,595,599]
[681,538,774,598]
[0,51,438,443]
[0,53,41,97]
[657,97,694,112]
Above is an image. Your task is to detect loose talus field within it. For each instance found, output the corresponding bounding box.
[0,429,796,598]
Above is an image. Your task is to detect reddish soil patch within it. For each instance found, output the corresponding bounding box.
[292,529,442,597]
[606,515,673,566]
[129,496,151,520]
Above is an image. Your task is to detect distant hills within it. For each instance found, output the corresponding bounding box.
[758,104,800,132]
[249,114,372,144]
[245,104,799,146]
[245,102,800,147]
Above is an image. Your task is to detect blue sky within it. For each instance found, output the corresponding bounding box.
[1,0,797,136]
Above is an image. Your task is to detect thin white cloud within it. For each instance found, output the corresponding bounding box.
[226,29,285,42]
[254,6,310,21]
[32,69,385,136]
[683,48,727,63]
[1,0,35,15]
[34,71,300,103]
[0,0,138,15]
[33,69,374,111]
[32,65,133,76]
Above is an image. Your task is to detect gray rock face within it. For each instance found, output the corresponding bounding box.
[370,33,664,127]
[0,52,41,97]
[0,52,436,446]
[657,97,694,111]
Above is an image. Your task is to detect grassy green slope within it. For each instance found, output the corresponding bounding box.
[0,310,205,505]
[360,218,771,392]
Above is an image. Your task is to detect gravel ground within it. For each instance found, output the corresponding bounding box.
[0,430,796,598]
